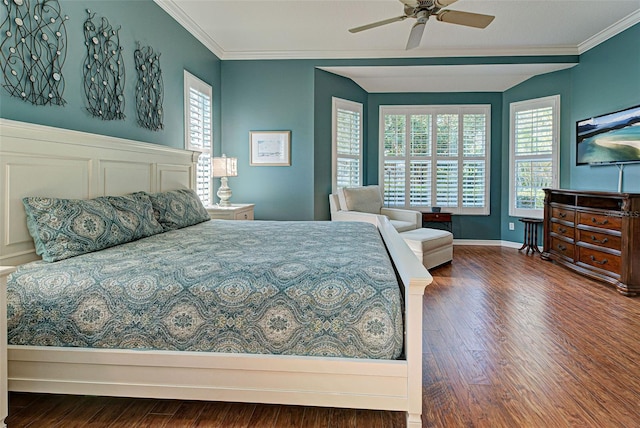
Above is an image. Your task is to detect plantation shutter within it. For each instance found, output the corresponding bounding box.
[184,72,213,206]
[380,105,490,215]
[332,98,363,192]
[510,95,559,218]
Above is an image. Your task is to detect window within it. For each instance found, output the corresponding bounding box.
[380,105,491,215]
[332,97,363,192]
[184,71,213,206]
[509,95,560,219]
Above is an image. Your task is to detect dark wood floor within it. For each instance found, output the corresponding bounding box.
[6,246,640,427]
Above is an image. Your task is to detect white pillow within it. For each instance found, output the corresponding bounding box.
[341,186,383,214]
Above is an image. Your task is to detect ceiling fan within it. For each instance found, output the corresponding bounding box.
[349,0,495,50]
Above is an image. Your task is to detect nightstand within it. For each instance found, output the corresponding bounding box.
[421,211,453,233]
[206,204,255,221]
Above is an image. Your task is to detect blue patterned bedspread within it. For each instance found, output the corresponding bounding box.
[7,221,403,359]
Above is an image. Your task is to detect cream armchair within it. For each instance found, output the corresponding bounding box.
[329,185,420,232]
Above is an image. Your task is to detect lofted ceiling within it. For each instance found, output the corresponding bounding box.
[155,0,640,92]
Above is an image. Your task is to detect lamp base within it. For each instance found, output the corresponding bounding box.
[217,176,232,207]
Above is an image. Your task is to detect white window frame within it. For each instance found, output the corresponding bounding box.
[184,70,213,206]
[332,97,363,193]
[379,105,491,215]
[509,95,560,219]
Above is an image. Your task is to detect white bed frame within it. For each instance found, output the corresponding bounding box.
[0,119,431,427]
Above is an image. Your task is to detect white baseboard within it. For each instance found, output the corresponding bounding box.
[453,239,543,251]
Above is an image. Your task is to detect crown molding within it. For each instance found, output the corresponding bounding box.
[578,9,640,54]
[154,0,225,59]
[220,45,580,61]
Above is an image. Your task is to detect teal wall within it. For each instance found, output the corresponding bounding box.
[313,69,368,220]
[501,69,573,243]
[0,0,221,149]
[368,92,503,240]
[570,23,640,192]
[220,60,316,220]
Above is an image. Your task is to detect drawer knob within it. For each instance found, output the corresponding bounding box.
[590,255,608,265]
[557,244,567,251]
[559,227,567,233]
[558,212,567,218]
[590,235,608,244]
[591,217,608,226]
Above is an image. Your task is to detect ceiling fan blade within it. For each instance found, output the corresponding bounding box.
[406,21,426,50]
[434,0,459,7]
[436,10,495,29]
[349,15,407,33]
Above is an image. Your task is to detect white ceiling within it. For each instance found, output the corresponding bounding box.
[155,0,640,92]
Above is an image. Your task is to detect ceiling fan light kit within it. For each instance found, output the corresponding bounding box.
[349,0,495,50]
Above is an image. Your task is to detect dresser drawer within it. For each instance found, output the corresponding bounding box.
[550,237,574,261]
[577,212,622,231]
[577,229,621,251]
[578,246,622,276]
[551,222,574,239]
[552,207,575,223]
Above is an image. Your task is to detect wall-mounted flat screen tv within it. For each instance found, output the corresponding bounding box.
[576,104,640,165]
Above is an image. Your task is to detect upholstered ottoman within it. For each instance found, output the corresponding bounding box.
[400,228,453,270]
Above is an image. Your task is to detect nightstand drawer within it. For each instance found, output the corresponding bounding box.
[207,204,255,221]
[235,210,254,220]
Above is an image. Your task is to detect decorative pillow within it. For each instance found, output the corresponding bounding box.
[105,193,164,238]
[341,185,383,214]
[22,193,163,262]
[144,188,210,231]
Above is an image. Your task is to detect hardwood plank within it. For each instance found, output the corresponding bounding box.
[134,413,171,428]
[272,405,306,428]
[49,396,111,428]
[215,402,256,427]
[110,399,157,427]
[299,406,333,428]
[164,401,206,427]
[329,407,356,428]
[84,397,135,427]
[246,403,280,427]
[192,401,232,427]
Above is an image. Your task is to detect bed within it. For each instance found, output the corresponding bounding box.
[0,119,431,427]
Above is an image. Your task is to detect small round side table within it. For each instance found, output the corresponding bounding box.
[518,218,543,255]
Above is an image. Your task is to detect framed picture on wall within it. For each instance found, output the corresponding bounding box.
[250,131,291,166]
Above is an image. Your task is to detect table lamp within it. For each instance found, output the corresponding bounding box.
[212,154,237,207]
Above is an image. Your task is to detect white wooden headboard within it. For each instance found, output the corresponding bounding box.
[0,119,199,266]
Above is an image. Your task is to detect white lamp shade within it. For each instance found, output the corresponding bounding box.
[212,155,238,177]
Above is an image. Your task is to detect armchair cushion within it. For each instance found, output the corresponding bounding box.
[389,220,417,233]
[341,185,383,214]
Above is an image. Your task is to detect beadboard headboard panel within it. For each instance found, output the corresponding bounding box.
[0,119,199,266]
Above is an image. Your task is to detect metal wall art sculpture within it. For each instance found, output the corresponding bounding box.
[82,9,125,120]
[0,0,68,105]
[134,43,163,131]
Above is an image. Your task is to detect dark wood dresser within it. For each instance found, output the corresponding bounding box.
[542,189,640,296]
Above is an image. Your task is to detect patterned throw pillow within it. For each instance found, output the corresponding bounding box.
[23,193,163,262]
[144,188,210,231]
